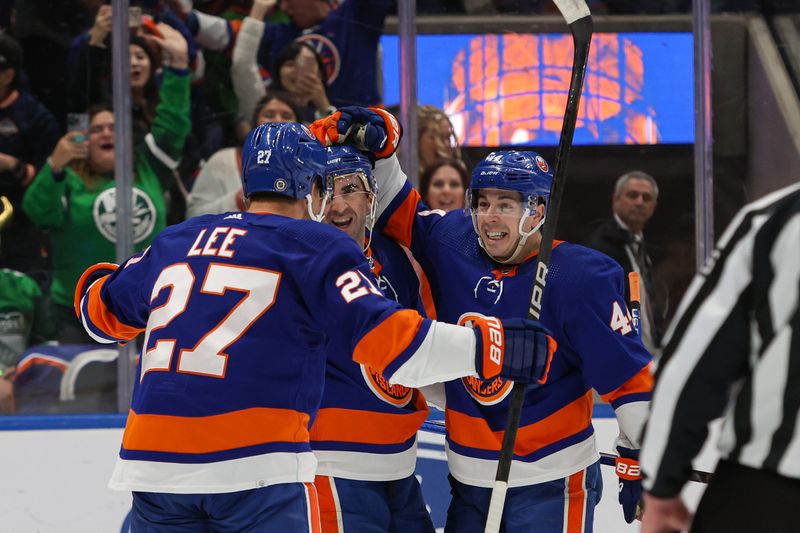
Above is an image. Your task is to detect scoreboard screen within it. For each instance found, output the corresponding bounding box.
[381,32,694,146]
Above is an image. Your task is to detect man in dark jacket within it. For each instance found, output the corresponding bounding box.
[585,170,664,353]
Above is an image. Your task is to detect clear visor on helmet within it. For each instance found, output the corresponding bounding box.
[465,188,536,219]
[327,171,374,198]
[325,171,378,251]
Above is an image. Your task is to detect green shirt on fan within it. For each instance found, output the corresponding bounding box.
[22,68,191,308]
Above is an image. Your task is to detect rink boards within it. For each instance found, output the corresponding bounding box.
[0,407,714,532]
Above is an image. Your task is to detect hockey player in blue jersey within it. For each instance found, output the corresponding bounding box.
[311,108,654,532]
[312,144,435,532]
[74,122,556,532]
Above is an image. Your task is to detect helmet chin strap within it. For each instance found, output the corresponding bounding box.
[475,210,546,265]
[306,192,329,222]
[363,193,377,253]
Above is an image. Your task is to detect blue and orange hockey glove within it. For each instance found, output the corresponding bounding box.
[309,106,402,159]
[73,262,118,317]
[472,316,556,384]
[616,446,642,523]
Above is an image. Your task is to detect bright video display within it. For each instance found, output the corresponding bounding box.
[382,33,694,146]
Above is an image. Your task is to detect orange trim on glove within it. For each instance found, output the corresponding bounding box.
[369,107,402,159]
[537,336,557,385]
[309,111,343,146]
[472,315,505,380]
[615,456,641,480]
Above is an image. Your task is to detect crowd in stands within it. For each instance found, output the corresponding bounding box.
[0,0,470,414]
[0,0,780,413]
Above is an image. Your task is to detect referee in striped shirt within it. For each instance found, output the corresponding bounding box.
[640,182,800,533]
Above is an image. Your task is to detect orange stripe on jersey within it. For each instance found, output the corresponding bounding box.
[310,395,428,445]
[315,476,342,533]
[121,407,310,453]
[600,363,653,404]
[304,482,322,533]
[418,266,437,320]
[15,356,68,377]
[565,468,586,533]
[352,309,424,373]
[383,189,422,249]
[446,391,593,455]
[74,262,118,317]
[402,245,437,320]
[84,277,144,341]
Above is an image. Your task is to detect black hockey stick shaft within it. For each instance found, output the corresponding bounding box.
[484,6,593,532]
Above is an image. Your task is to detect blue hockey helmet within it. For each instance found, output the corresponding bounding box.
[469,150,553,211]
[467,150,554,264]
[325,144,376,194]
[241,122,327,200]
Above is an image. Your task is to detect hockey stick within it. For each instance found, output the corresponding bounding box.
[484,3,592,532]
[629,272,641,336]
[598,452,712,484]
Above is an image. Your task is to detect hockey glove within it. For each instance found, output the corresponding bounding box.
[73,262,118,318]
[309,106,402,159]
[472,316,556,384]
[616,446,642,523]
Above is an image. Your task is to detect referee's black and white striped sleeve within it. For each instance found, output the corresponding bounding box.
[641,182,800,498]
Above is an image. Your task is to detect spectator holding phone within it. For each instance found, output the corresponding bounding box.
[0,32,60,274]
[272,41,334,123]
[22,23,190,344]
[68,6,204,222]
[232,1,335,125]
[195,0,390,108]
[70,5,161,145]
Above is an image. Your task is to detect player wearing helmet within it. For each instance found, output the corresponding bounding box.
[311,144,435,532]
[311,108,653,532]
[467,151,553,265]
[73,122,557,532]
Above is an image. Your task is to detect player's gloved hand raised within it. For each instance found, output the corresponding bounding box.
[309,106,402,159]
[472,316,556,384]
[616,446,642,523]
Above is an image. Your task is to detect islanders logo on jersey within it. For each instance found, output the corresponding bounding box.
[93,187,157,244]
[296,34,341,84]
[474,275,504,306]
[361,364,413,407]
[376,274,398,303]
[458,312,512,405]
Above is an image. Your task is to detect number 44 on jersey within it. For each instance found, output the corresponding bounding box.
[610,301,634,335]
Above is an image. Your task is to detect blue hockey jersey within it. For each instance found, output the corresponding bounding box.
[374,156,653,488]
[310,232,429,481]
[258,0,389,107]
[76,211,482,494]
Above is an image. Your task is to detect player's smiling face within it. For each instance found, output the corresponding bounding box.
[474,189,526,261]
[324,173,373,244]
